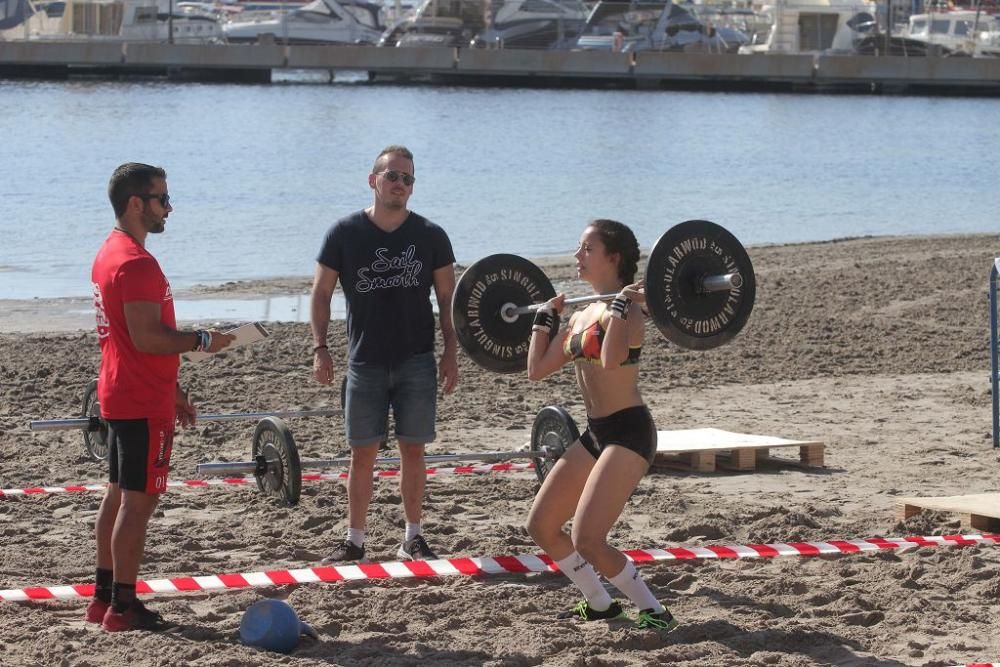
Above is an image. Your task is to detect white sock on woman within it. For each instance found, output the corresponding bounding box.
[404,522,421,542]
[347,528,366,546]
[555,551,614,611]
[608,560,664,613]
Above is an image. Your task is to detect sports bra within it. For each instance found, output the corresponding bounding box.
[563,317,642,366]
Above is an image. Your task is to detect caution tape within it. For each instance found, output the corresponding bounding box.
[0,462,535,498]
[1,533,997,602]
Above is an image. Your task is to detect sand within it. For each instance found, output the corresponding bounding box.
[1,233,999,667]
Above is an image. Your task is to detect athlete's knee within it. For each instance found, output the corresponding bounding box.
[571,528,608,563]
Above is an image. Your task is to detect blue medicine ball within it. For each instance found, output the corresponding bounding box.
[239,599,305,654]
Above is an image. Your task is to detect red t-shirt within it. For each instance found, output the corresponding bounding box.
[91,230,179,420]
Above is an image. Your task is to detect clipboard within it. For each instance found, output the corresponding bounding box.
[182,322,270,363]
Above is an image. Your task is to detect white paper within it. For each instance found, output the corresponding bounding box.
[182,322,270,363]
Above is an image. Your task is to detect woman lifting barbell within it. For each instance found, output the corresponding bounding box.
[524,219,678,632]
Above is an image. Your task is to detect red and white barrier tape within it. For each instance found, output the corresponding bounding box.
[2,533,997,602]
[0,462,535,498]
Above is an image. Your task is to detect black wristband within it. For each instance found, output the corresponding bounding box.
[313,344,329,354]
[609,296,631,320]
[532,309,554,331]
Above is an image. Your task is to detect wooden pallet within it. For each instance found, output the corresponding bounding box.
[896,493,1000,531]
[652,428,825,473]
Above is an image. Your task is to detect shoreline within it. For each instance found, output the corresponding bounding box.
[3,232,997,335]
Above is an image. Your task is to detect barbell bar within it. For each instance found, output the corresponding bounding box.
[195,406,580,505]
[452,219,756,373]
[46,376,350,463]
[28,408,344,432]
[499,272,744,321]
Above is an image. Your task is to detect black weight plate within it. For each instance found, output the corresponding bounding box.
[531,405,580,484]
[452,254,556,373]
[81,378,109,462]
[251,417,302,506]
[645,220,755,350]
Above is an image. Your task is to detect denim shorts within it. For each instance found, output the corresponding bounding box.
[345,351,437,446]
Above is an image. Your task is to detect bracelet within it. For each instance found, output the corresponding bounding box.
[313,344,329,354]
[609,295,631,321]
[192,330,212,352]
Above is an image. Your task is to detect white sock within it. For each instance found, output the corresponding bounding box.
[347,528,366,546]
[608,560,663,613]
[554,551,614,611]
[404,522,421,542]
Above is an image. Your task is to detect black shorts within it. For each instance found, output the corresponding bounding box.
[578,405,658,465]
[107,418,174,495]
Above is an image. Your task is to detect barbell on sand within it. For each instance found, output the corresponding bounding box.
[194,406,582,505]
[451,219,756,373]
[34,377,349,463]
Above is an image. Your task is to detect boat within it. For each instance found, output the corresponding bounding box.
[899,9,1000,56]
[737,0,877,54]
[471,0,589,50]
[574,0,745,53]
[378,0,486,48]
[2,0,223,42]
[222,0,384,44]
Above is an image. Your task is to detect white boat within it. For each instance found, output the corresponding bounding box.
[378,0,485,48]
[903,9,1000,56]
[737,0,877,54]
[471,0,589,50]
[222,0,383,44]
[575,0,744,53]
[2,0,223,42]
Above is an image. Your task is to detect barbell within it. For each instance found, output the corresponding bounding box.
[37,377,350,463]
[194,405,582,505]
[452,219,756,373]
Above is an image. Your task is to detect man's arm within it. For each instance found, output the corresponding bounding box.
[310,263,339,385]
[432,264,458,394]
[124,302,231,355]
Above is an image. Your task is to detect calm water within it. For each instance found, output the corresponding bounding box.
[1,76,998,300]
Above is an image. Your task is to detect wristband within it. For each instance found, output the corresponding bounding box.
[193,330,212,352]
[609,295,631,321]
[532,309,554,334]
[313,344,329,354]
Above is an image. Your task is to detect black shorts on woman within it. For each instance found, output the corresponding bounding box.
[577,405,657,465]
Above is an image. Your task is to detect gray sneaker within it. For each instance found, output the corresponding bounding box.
[397,534,437,561]
[322,540,365,564]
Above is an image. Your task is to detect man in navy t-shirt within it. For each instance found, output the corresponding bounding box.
[311,145,459,563]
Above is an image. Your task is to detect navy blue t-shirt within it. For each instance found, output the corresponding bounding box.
[317,210,455,366]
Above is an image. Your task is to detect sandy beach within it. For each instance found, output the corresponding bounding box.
[1,233,998,667]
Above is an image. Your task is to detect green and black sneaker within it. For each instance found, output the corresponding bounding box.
[557,599,624,621]
[635,605,679,632]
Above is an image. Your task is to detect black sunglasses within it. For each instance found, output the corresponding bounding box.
[378,170,415,187]
[135,192,171,208]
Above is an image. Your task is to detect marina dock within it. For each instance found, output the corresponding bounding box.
[2,41,1000,93]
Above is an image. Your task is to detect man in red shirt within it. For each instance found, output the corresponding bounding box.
[87,163,234,632]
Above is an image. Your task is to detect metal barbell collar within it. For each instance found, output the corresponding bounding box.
[498,271,744,322]
[29,408,343,432]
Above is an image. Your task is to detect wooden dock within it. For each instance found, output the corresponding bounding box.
[653,428,825,473]
[2,41,1000,94]
[896,493,1000,531]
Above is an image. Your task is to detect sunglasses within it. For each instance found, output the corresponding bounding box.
[378,170,415,187]
[136,192,171,208]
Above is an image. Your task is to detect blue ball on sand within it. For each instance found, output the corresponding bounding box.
[239,599,318,654]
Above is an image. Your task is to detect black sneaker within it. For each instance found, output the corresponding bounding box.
[557,599,624,621]
[321,540,365,564]
[635,605,679,632]
[397,534,437,560]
